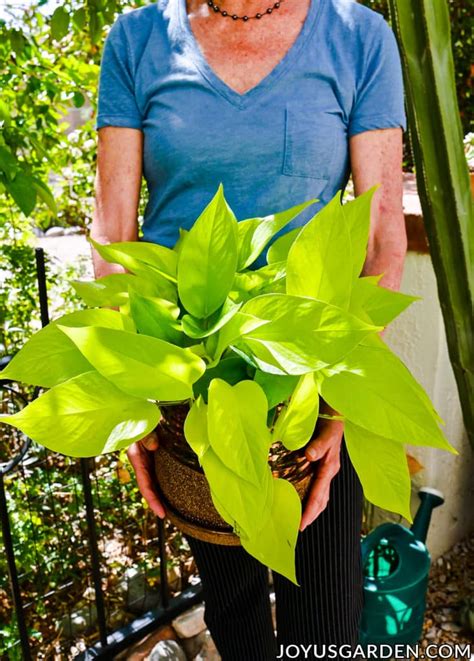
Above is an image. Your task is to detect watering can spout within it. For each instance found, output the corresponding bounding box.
[410,487,444,544]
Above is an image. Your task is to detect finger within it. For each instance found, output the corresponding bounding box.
[305,439,326,461]
[300,464,336,530]
[141,486,166,519]
[305,428,343,462]
[300,489,330,531]
[305,435,336,461]
[140,431,160,451]
[138,478,166,519]
[127,444,166,518]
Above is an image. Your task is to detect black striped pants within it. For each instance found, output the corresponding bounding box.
[183,435,365,661]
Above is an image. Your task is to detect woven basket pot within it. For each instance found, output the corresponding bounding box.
[154,403,314,545]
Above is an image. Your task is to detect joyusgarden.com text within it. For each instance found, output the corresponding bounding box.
[276,643,472,659]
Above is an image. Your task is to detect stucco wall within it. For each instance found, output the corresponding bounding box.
[375,251,474,560]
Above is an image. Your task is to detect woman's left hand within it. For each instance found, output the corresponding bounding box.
[299,405,344,531]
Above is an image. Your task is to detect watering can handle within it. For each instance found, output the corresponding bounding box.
[360,522,402,564]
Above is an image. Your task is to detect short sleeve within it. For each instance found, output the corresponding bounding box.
[348,17,406,137]
[94,16,143,131]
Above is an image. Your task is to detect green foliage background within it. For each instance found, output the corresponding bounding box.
[363,0,472,136]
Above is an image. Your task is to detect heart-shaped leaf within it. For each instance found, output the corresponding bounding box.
[272,372,320,450]
[350,276,420,325]
[344,420,412,522]
[286,192,353,309]
[237,198,316,270]
[320,335,456,452]
[58,325,206,402]
[207,379,271,486]
[0,371,160,457]
[0,309,131,388]
[177,184,238,318]
[240,477,301,586]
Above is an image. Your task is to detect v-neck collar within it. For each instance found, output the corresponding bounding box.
[174,0,322,109]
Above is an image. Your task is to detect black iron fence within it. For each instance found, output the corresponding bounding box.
[0,249,203,659]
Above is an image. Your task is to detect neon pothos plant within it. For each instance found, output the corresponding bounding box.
[0,184,457,585]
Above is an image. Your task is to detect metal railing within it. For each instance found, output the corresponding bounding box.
[0,249,203,659]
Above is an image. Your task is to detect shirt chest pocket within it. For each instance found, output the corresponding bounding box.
[282,102,345,180]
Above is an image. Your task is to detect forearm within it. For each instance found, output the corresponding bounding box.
[361,210,407,343]
[90,127,143,279]
[90,177,138,278]
[361,213,407,292]
[350,127,406,294]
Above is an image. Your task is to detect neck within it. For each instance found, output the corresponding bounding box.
[191,0,281,15]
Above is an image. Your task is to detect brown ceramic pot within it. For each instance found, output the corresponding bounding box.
[154,403,314,545]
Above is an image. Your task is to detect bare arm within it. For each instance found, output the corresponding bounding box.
[90,126,143,278]
[350,127,407,292]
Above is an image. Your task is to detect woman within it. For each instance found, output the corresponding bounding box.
[91,0,407,658]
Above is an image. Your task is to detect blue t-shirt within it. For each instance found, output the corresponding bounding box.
[95,0,406,267]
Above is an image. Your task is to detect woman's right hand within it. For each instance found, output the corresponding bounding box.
[127,431,166,519]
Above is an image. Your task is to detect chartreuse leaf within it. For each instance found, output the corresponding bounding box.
[350,276,420,326]
[88,237,177,281]
[341,186,378,279]
[0,326,92,388]
[0,371,160,457]
[240,477,301,586]
[266,227,301,264]
[233,261,286,300]
[236,340,288,375]
[207,379,271,486]
[183,383,274,541]
[89,238,178,302]
[59,309,135,331]
[208,486,241,529]
[182,298,242,339]
[183,396,210,459]
[286,192,353,309]
[57,326,206,402]
[320,335,456,453]
[73,275,129,308]
[362,333,446,426]
[0,309,131,388]
[174,228,188,256]
[236,198,316,270]
[178,184,239,318]
[208,311,269,365]
[241,294,382,373]
[238,337,318,376]
[254,273,287,297]
[200,446,274,539]
[254,371,299,409]
[193,356,251,401]
[344,421,412,522]
[272,372,321,451]
[184,397,273,535]
[128,289,183,344]
[72,273,161,308]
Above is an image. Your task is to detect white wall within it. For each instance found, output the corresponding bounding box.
[374,251,474,560]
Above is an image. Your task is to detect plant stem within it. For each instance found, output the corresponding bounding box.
[318,413,344,422]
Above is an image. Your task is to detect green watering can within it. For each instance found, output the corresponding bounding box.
[358,487,445,647]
